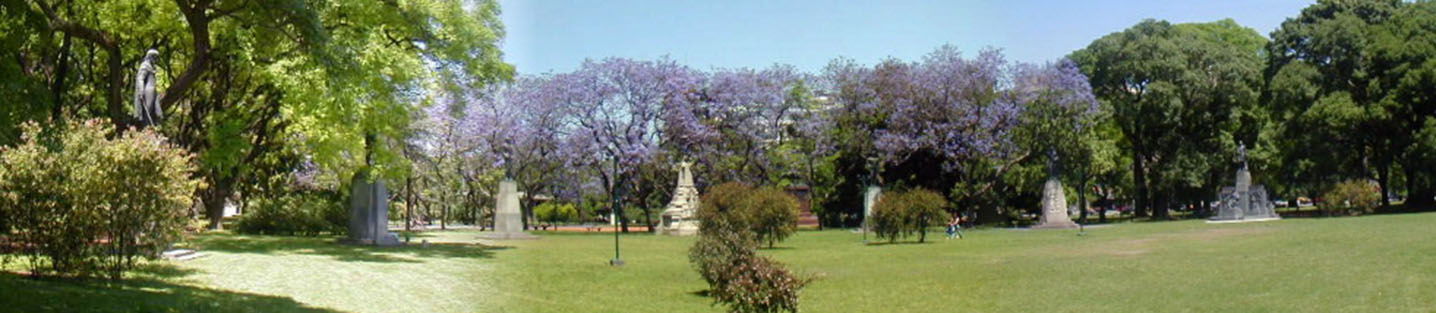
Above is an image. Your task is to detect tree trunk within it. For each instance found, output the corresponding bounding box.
[1132,152,1150,218]
[203,179,234,230]
[1377,162,1392,208]
[50,34,72,122]
[1152,190,1170,220]
[1406,164,1435,208]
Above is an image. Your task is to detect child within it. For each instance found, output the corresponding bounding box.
[946,214,964,239]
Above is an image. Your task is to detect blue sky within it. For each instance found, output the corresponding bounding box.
[498,0,1315,75]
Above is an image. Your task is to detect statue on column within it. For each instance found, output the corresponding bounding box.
[134,49,162,128]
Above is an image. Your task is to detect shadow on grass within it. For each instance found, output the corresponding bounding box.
[130,262,202,279]
[863,240,937,246]
[0,272,341,313]
[191,234,507,263]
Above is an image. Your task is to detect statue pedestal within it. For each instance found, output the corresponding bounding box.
[1032,178,1078,229]
[862,186,881,232]
[1208,169,1281,223]
[478,179,537,240]
[659,161,701,236]
[341,171,402,246]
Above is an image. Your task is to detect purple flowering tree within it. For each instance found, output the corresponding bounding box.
[547,58,701,232]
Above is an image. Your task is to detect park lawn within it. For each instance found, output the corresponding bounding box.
[4,212,1436,312]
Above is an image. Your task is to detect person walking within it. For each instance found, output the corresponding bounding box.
[946,214,964,239]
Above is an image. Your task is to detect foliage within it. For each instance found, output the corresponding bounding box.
[0,120,199,280]
[533,202,579,225]
[1322,180,1381,216]
[690,182,808,313]
[234,190,346,236]
[1071,18,1267,219]
[869,188,949,243]
[746,187,801,249]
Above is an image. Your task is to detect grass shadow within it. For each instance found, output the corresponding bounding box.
[863,241,937,246]
[191,234,504,263]
[129,262,201,279]
[0,272,342,313]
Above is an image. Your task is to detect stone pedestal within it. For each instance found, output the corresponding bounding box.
[659,161,701,236]
[479,179,537,240]
[1209,169,1280,223]
[1033,178,1078,229]
[862,186,881,231]
[342,171,401,246]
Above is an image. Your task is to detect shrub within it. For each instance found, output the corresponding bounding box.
[747,187,799,248]
[534,202,578,225]
[690,182,809,313]
[0,120,200,279]
[234,190,346,236]
[696,183,800,248]
[870,188,949,243]
[1322,179,1381,216]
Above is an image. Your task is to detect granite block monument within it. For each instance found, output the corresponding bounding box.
[344,171,401,246]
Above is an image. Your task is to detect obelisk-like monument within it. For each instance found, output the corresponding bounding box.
[1033,149,1078,229]
[659,161,701,235]
[479,179,537,239]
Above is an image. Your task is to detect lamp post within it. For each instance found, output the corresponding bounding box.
[609,156,624,267]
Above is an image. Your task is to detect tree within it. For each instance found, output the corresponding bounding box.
[1071,19,1266,219]
[545,58,700,232]
[1264,0,1405,207]
[869,188,948,243]
[3,0,514,230]
[746,187,800,248]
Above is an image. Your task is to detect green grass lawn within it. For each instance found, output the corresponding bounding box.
[4,213,1436,312]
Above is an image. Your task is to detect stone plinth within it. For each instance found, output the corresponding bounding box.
[1032,178,1078,229]
[342,171,401,246]
[479,179,537,240]
[862,186,881,231]
[1209,169,1280,223]
[659,161,701,236]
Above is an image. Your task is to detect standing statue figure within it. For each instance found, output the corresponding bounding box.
[134,49,162,127]
[1046,147,1060,178]
[1237,141,1248,171]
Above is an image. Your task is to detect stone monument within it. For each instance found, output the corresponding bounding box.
[1209,142,1281,223]
[659,161,701,235]
[343,170,401,246]
[479,179,537,239]
[862,186,881,231]
[134,49,162,127]
[1033,148,1078,229]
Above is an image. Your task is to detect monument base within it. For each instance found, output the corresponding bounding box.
[476,231,539,240]
[1205,217,1281,224]
[338,232,404,246]
[1032,178,1078,229]
[1031,220,1080,229]
[658,218,699,236]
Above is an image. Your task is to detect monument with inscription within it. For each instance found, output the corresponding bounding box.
[659,161,701,236]
[1033,149,1078,229]
[343,170,402,246]
[1209,142,1281,223]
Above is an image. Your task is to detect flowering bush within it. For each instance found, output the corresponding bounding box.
[0,120,200,279]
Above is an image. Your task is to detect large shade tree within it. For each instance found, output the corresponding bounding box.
[1071,18,1266,219]
[2,0,514,228]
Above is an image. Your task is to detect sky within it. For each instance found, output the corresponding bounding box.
[498,0,1316,75]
